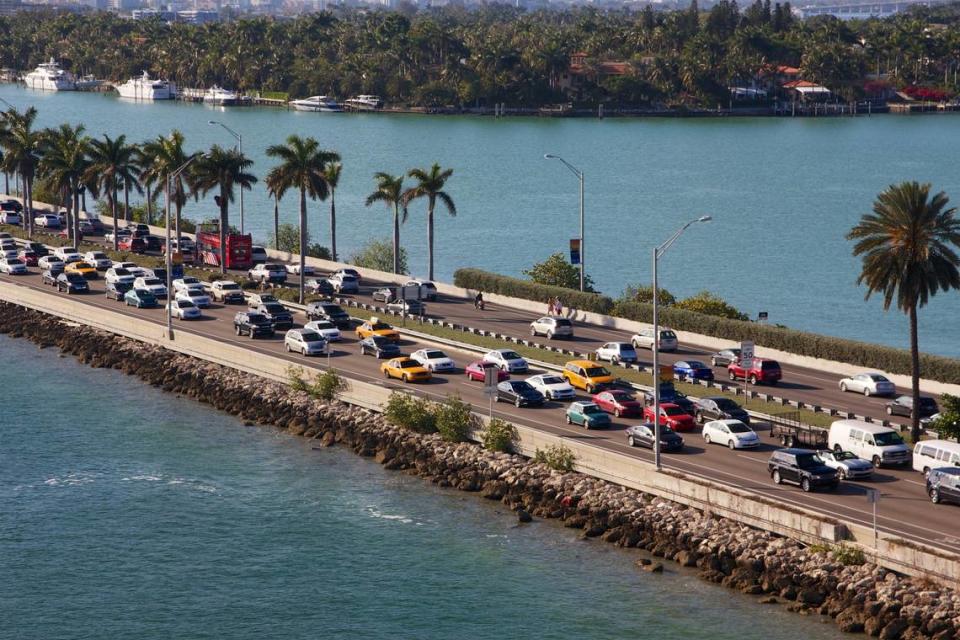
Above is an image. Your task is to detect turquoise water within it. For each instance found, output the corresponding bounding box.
[0,334,847,639]
[4,86,960,356]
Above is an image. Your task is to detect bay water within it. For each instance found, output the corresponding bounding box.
[0,334,848,639]
[4,86,959,356]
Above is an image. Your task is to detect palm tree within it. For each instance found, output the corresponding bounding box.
[403,163,456,280]
[141,131,190,244]
[847,181,960,442]
[84,134,138,250]
[0,107,44,238]
[40,123,89,245]
[265,135,338,303]
[365,172,407,274]
[323,161,342,261]
[189,144,257,274]
[119,139,142,224]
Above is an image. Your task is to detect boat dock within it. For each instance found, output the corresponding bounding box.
[889,101,960,114]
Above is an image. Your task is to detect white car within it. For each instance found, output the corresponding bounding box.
[105,229,131,243]
[246,292,279,307]
[175,288,212,308]
[303,320,342,342]
[284,328,328,356]
[34,213,60,228]
[285,263,318,276]
[127,267,151,278]
[0,257,27,274]
[105,267,136,285]
[0,212,21,225]
[595,342,639,364]
[83,251,112,270]
[114,261,139,271]
[631,327,678,351]
[816,449,874,480]
[526,373,576,400]
[482,349,529,373]
[411,348,455,372]
[133,276,168,298]
[334,268,361,282]
[167,299,201,320]
[53,246,81,263]
[530,316,574,339]
[404,279,437,301]
[1,247,17,260]
[38,256,65,271]
[247,263,287,283]
[838,372,896,397]
[702,419,759,450]
[329,272,359,294]
[210,280,245,304]
[172,276,202,293]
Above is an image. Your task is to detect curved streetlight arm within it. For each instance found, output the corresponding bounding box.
[656,215,713,258]
[0,97,14,110]
[208,120,240,142]
[543,153,583,179]
[207,120,244,233]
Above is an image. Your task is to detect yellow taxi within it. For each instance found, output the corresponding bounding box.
[380,357,432,383]
[64,261,98,279]
[356,317,400,342]
[561,359,615,393]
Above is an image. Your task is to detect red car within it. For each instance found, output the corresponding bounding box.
[642,402,697,432]
[17,249,37,266]
[727,358,782,385]
[57,228,83,242]
[118,235,146,253]
[465,360,510,383]
[592,389,644,418]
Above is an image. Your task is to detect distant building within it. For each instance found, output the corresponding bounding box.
[557,52,636,99]
[796,0,953,19]
[0,0,23,14]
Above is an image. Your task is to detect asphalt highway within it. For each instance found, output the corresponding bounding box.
[2,265,957,557]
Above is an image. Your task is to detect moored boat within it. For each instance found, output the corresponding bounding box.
[290,95,343,112]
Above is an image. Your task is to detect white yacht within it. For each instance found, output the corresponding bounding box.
[344,95,383,111]
[75,75,102,91]
[203,86,241,106]
[116,71,175,100]
[23,58,76,91]
[290,95,342,112]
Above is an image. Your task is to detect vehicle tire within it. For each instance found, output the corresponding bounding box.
[235,325,241,336]
[772,470,782,485]
[711,357,718,366]
[546,331,553,340]
[301,348,308,356]
[838,468,847,480]
[923,467,931,478]
[494,395,500,403]
[383,370,390,379]
[632,340,640,349]
[360,347,366,356]
[786,436,795,448]
[728,439,736,450]
[729,370,737,381]
[611,356,619,365]
[780,435,788,447]
[864,388,871,397]
[872,455,882,468]
[886,406,892,415]
[285,344,291,352]
[530,328,537,336]
[749,374,758,385]
[930,488,941,504]
[696,412,704,424]
[515,397,521,408]
[586,385,595,395]
[403,374,409,383]
[615,409,622,418]
[565,415,571,424]
[840,382,847,392]
[801,478,811,493]
[704,433,711,445]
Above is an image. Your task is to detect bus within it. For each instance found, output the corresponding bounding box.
[197,226,253,270]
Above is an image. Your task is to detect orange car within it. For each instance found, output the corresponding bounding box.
[355,317,400,343]
[380,357,431,383]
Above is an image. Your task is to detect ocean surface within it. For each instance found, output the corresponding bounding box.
[3,86,960,356]
[0,334,847,639]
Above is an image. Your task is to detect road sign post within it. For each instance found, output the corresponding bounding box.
[484,367,497,420]
[569,238,581,265]
[740,340,754,398]
[867,489,880,547]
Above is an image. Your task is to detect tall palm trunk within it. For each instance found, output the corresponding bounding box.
[4,172,8,195]
[218,185,228,275]
[273,194,279,250]
[72,181,81,247]
[62,186,73,244]
[909,303,921,443]
[123,181,130,223]
[145,184,153,225]
[427,199,435,280]
[25,175,34,239]
[393,203,401,274]
[175,202,182,248]
[329,188,337,261]
[110,190,118,251]
[299,187,307,304]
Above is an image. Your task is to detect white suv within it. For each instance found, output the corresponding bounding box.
[530,316,574,339]
[631,327,678,351]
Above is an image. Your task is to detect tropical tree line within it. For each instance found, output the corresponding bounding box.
[0,106,456,304]
[5,4,960,109]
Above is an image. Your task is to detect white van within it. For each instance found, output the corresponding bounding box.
[827,419,912,468]
[912,440,960,476]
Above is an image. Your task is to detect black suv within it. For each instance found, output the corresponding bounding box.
[56,272,89,294]
[927,467,960,505]
[234,311,275,338]
[306,301,351,329]
[105,280,132,301]
[695,396,751,425]
[768,449,839,492]
[256,302,294,330]
[359,335,401,359]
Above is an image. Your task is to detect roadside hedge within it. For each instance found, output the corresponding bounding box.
[454,267,960,385]
[454,268,614,315]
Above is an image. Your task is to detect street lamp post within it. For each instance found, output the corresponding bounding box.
[652,215,712,470]
[207,120,244,234]
[166,153,202,340]
[544,154,585,292]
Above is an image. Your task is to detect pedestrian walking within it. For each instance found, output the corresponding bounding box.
[554,296,563,317]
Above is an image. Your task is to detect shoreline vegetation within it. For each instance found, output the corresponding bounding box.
[1,300,958,640]
[6,4,960,113]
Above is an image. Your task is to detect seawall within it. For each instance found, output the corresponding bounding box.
[2,301,959,640]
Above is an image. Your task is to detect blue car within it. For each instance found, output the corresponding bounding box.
[125,288,158,308]
[673,360,714,382]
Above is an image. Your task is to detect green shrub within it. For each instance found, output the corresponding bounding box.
[482,418,518,453]
[831,544,866,566]
[383,392,437,434]
[621,284,676,306]
[311,368,346,401]
[674,290,750,321]
[287,365,309,392]
[533,444,575,472]
[434,394,475,442]
[350,238,408,274]
[523,252,596,292]
[930,394,960,440]
[454,268,614,315]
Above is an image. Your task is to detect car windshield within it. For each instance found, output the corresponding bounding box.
[263,303,285,314]
[66,273,84,282]
[321,305,345,314]
[398,360,420,368]
[6,258,22,265]
[582,404,604,414]
[424,351,446,359]
[541,376,565,385]
[555,319,572,326]
[301,332,323,342]
[728,422,751,433]
[687,361,706,369]
[760,361,780,370]
[187,290,205,298]
[869,374,889,382]
[265,264,285,271]
[875,432,905,446]
[663,406,686,416]
[796,453,824,469]
[178,300,196,308]
[661,331,677,339]
[340,275,357,282]
[90,252,107,259]
[511,381,533,392]
[584,367,610,377]
[919,398,938,408]
[312,321,335,330]
[135,289,152,298]
[181,277,199,284]
[370,323,391,331]
[257,295,278,302]
[714,398,739,411]
[610,391,633,401]
[143,278,162,286]
[247,314,269,324]
[371,337,391,346]
[834,451,857,461]
[221,283,240,291]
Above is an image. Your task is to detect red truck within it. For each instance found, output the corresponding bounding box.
[728,358,782,385]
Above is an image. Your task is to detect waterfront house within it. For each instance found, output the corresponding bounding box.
[557,52,642,100]
[782,80,832,102]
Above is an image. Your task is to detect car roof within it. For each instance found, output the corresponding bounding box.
[567,359,596,367]
[773,448,816,456]
[712,418,747,426]
[931,467,960,476]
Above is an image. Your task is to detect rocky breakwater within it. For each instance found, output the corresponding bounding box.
[1,300,959,639]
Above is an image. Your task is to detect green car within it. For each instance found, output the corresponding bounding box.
[565,401,612,430]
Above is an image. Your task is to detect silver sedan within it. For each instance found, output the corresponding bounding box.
[838,372,896,397]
